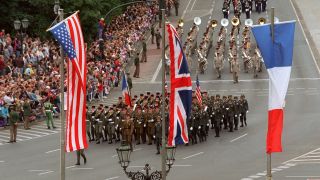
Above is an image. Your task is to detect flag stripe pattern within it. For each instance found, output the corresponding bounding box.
[167,24,192,147]
[196,75,202,106]
[49,12,88,152]
[122,73,132,106]
[252,21,296,154]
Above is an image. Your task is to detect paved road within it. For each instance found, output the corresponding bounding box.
[1,0,320,180]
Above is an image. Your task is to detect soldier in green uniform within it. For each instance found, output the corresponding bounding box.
[134,107,144,145]
[8,105,19,143]
[146,107,155,145]
[43,98,56,129]
[154,115,162,154]
[86,106,93,142]
[106,107,116,144]
[22,98,32,130]
[174,0,180,16]
[226,95,235,132]
[155,29,162,49]
[94,107,105,144]
[89,106,97,142]
[199,105,209,142]
[222,95,228,129]
[122,113,134,151]
[213,98,223,137]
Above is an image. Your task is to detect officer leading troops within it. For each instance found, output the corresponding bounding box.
[239,94,249,127]
[155,29,162,49]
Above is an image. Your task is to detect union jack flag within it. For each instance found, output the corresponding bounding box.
[167,24,192,146]
[49,12,87,152]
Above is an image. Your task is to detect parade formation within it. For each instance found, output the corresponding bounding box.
[86,91,249,154]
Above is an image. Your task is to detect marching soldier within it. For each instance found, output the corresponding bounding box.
[245,1,251,19]
[255,0,262,13]
[226,95,235,132]
[222,95,229,129]
[86,106,94,142]
[248,0,253,11]
[231,58,240,83]
[141,38,147,63]
[94,107,105,144]
[146,107,155,145]
[213,98,223,137]
[222,2,230,19]
[133,52,140,78]
[154,115,162,154]
[239,94,249,126]
[122,113,134,151]
[115,107,122,142]
[106,107,116,144]
[134,107,144,145]
[199,105,209,142]
[262,0,267,12]
[252,49,261,78]
[214,52,224,79]
[233,96,240,130]
[155,29,162,49]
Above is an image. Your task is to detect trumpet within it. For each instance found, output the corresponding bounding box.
[231,17,240,26]
[258,17,266,25]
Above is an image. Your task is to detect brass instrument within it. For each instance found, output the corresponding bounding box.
[245,19,253,27]
[258,17,266,25]
[211,19,218,28]
[221,18,229,27]
[231,17,240,26]
[178,19,184,27]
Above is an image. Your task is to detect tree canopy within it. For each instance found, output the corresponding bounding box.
[0,0,133,42]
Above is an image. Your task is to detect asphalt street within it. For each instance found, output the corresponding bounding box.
[0,0,320,180]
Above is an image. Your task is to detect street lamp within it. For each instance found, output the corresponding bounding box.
[14,18,29,57]
[116,145,176,180]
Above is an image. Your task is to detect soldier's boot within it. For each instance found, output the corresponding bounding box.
[229,121,234,132]
[240,118,244,127]
[244,118,247,126]
[215,127,220,137]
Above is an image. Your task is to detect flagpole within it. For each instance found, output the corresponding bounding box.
[161,6,167,180]
[267,7,275,180]
[58,8,66,180]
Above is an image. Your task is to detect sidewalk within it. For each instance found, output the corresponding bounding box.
[292,0,320,73]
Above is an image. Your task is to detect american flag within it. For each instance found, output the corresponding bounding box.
[195,75,202,106]
[121,73,132,107]
[167,24,192,146]
[49,12,88,152]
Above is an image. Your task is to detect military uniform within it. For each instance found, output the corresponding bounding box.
[154,116,162,154]
[174,0,179,16]
[133,108,144,145]
[122,114,134,151]
[231,59,240,83]
[106,108,116,144]
[94,108,105,144]
[226,96,235,132]
[133,53,140,78]
[155,30,162,49]
[213,99,223,137]
[151,25,155,44]
[245,2,251,19]
[239,95,249,126]
[146,108,155,145]
[8,106,19,143]
[199,107,209,142]
[233,97,240,130]
[44,100,56,129]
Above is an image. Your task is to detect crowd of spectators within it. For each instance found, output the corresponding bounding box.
[0,2,159,127]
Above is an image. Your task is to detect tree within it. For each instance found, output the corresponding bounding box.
[0,0,133,42]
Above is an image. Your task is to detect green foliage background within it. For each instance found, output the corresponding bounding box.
[0,0,133,42]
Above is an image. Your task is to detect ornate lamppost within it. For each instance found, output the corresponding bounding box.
[13,18,29,56]
[116,145,176,180]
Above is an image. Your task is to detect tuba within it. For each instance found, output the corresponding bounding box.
[258,17,266,25]
[211,19,218,28]
[221,18,229,27]
[245,19,253,27]
[231,17,240,26]
[194,17,202,26]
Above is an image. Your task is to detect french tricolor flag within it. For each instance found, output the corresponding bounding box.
[252,20,296,154]
[121,73,132,107]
